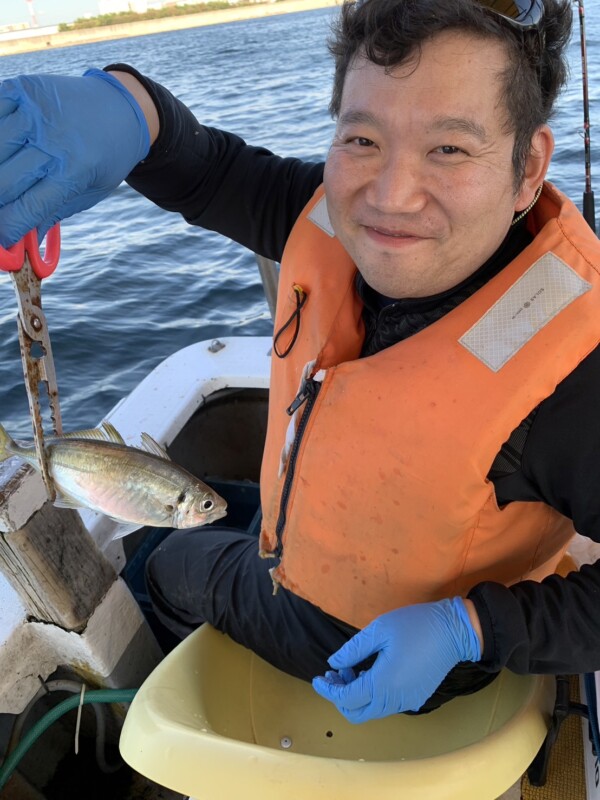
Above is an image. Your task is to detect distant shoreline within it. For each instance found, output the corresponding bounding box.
[0,0,339,57]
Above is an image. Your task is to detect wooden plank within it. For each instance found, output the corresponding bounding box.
[0,485,116,630]
[0,460,47,533]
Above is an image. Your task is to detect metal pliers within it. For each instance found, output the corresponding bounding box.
[0,226,63,501]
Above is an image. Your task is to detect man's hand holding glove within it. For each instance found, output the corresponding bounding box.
[0,69,150,248]
[312,597,482,723]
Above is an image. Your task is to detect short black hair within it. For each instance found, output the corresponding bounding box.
[328,0,573,187]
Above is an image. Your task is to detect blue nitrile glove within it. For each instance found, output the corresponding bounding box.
[0,69,150,247]
[312,597,481,723]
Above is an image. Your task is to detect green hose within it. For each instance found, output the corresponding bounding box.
[0,688,138,791]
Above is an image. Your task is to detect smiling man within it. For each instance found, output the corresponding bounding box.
[2,0,600,724]
[323,31,552,298]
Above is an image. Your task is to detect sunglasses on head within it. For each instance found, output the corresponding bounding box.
[476,0,545,83]
[476,0,544,31]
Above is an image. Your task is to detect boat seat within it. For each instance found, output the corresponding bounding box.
[119,624,555,800]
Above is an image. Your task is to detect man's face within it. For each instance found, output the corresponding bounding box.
[324,31,542,299]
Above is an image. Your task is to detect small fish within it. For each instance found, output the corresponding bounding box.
[0,421,227,535]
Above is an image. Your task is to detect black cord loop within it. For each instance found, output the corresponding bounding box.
[273,285,307,359]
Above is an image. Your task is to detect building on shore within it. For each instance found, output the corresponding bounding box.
[0,24,59,42]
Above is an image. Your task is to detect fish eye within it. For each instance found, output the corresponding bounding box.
[165,504,174,513]
[201,499,214,512]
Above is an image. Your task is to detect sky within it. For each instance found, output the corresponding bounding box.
[0,0,99,28]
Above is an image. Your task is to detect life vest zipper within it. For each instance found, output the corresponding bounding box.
[274,377,321,556]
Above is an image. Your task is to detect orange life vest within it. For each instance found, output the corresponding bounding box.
[259,182,600,629]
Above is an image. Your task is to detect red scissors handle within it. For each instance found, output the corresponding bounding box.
[0,224,61,278]
[0,238,24,272]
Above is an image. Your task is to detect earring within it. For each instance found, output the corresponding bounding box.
[511,184,543,227]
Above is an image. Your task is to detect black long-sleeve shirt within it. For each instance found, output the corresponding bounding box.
[110,64,600,677]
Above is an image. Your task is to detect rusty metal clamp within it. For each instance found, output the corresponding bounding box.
[0,226,63,500]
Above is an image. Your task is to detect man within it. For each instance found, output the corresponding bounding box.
[0,0,597,723]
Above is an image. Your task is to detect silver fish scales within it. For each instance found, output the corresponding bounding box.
[0,420,227,534]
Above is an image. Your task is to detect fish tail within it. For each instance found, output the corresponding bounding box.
[0,422,16,463]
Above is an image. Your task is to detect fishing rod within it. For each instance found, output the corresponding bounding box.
[575,0,596,233]
[576,0,600,771]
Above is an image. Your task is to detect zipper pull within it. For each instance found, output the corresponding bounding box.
[286,378,316,416]
[268,566,281,596]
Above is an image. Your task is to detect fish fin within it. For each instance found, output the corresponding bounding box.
[100,421,126,445]
[0,422,16,463]
[56,428,110,442]
[51,422,125,445]
[110,522,145,540]
[139,433,171,461]
[53,494,83,510]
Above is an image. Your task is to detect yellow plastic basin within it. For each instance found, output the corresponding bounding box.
[119,624,554,800]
